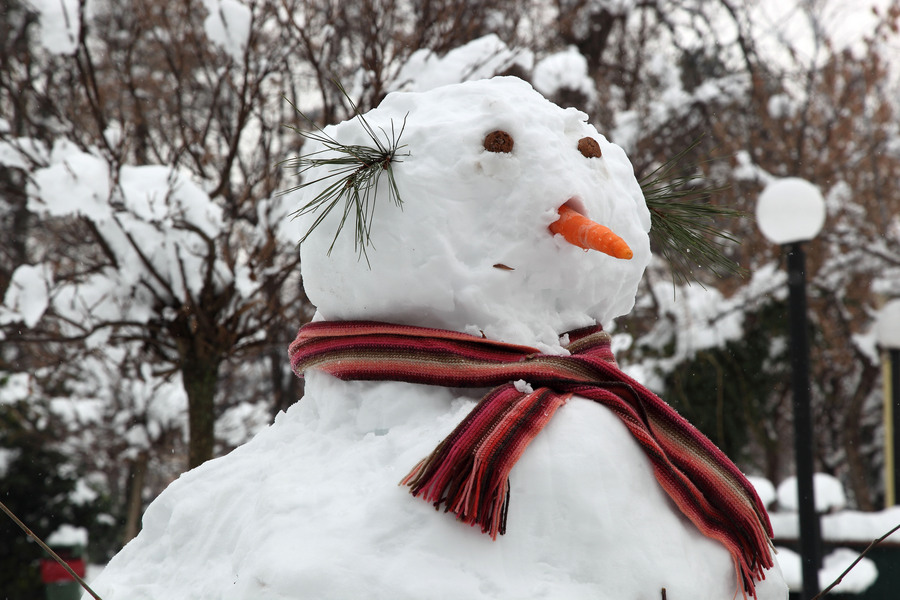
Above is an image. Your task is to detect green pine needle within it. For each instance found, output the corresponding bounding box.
[639,140,748,285]
[282,83,408,263]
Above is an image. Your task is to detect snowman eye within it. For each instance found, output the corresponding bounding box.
[483,130,514,153]
[578,137,602,158]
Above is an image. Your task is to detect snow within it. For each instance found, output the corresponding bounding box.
[749,476,778,509]
[90,77,785,600]
[512,379,534,394]
[30,140,113,222]
[875,299,900,348]
[775,546,878,595]
[0,372,31,404]
[0,264,52,328]
[777,473,848,513]
[297,77,652,350]
[760,471,900,545]
[766,94,796,119]
[756,177,826,245]
[0,137,48,169]
[28,0,80,55]
[752,0,896,65]
[19,142,229,328]
[70,478,100,505]
[202,0,252,63]
[393,35,533,93]
[0,448,20,478]
[627,263,787,392]
[47,524,89,548]
[216,401,271,448]
[817,507,900,544]
[532,47,597,106]
[752,474,883,595]
[92,371,786,600]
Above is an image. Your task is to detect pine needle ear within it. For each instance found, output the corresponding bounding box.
[280,80,409,265]
[639,137,748,286]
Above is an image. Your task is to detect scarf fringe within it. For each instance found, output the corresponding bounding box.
[400,385,568,538]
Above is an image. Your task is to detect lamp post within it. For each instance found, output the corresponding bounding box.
[876,300,900,506]
[757,177,825,600]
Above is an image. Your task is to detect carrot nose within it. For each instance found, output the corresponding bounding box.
[549,203,633,260]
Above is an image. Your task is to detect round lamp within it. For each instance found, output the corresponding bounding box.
[756,177,826,245]
[876,299,900,349]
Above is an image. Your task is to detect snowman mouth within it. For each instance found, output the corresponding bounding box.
[549,200,633,260]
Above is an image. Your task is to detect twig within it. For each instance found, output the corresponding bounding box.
[811,522,900,599]
[0,499,104,600]
[661,587,667,599]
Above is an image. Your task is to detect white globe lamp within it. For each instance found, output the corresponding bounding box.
[756,177,825,245]
[756,176,825,600]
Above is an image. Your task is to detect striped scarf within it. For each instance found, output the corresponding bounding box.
[289,320,774,598]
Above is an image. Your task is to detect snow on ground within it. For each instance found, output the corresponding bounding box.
[749,476,778,509]
[777,473,847,513]
[775,546,879,595]
[752,473,900,596]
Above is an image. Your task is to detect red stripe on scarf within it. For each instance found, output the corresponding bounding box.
[289,320,775,599]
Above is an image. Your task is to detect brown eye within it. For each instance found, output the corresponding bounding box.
[578,137,602,158]
[484,130,514,153]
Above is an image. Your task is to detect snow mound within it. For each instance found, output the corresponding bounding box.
[92,372,786,599]
[777,473,847,513]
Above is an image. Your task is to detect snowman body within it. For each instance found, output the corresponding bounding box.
[90,78,787,600]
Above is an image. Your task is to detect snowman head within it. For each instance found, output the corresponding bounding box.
[294,77,651,349]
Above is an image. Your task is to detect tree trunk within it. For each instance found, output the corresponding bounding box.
[182,355,220,469]
[122,450,148,544]
[842,363,879,511]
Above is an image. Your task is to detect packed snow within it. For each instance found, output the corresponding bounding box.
[298,77,652,351]
[89,77,786,600]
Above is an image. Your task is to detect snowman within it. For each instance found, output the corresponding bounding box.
[89,77,787,600]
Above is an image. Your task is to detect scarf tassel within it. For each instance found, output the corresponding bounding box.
[401,384,567,538]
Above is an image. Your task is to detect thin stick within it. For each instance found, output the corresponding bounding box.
[0,498,104,600]
[661,587,667,599]
[811,522,900,599]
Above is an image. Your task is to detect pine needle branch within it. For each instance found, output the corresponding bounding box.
[640,139,748,285]
[281,81,409,264]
